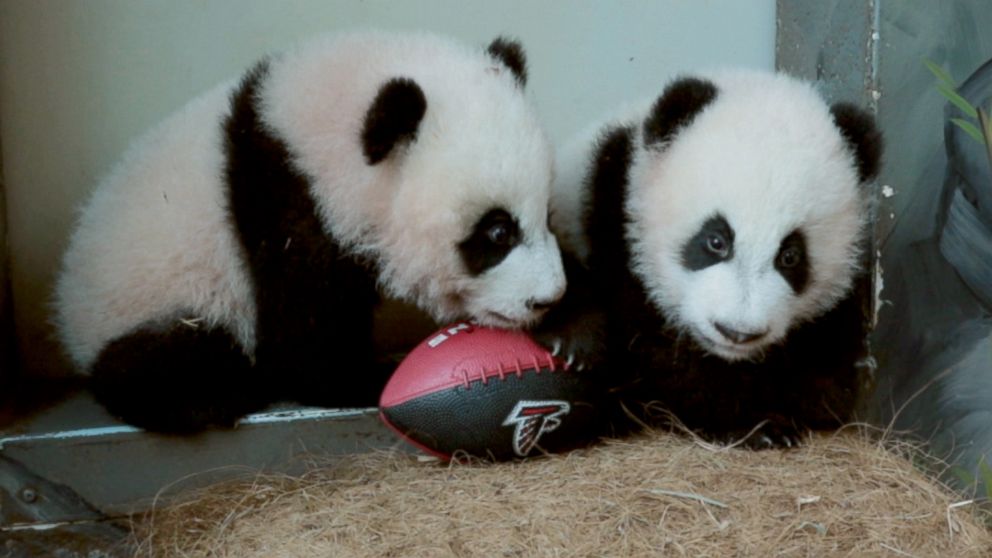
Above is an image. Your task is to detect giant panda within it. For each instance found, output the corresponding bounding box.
[538,70,882,448]
[53,31,566,433]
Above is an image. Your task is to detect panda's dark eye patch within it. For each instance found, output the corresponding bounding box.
[681,214,735,271]
[458,208,521,276]
[775,229,809,294]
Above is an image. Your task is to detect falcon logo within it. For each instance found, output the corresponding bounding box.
[502,400,571,457]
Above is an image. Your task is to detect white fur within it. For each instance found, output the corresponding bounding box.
[54,87,256,369]
[54,30,563,371]
[556,70,868,362]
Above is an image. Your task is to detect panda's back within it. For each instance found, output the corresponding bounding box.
[54,84,256,370]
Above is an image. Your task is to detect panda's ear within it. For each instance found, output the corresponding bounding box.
[361,77,427,165]
[486,37,527,87]
[643,77,718,148]
[830,102,883,182]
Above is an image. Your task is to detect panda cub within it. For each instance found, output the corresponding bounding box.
[542,70,882,448]
[54,31,566,433]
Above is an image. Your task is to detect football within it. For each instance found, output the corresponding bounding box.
[379,323,601,460]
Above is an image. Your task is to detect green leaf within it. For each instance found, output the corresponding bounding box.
[953,465,978,487]
[980,457,992,500]
[978,107,992,164]
[924,59,957,87]
[951,118,986,143]
[938,83,980,118]
[981,460,992,477]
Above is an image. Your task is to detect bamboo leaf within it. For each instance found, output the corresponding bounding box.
[924,58,957,87]
[979,457,992,500]
[953,465,978,487]
[980,456,992,474]
[977,107,992,167]
[938,82,980,118]
[951,118,986,144]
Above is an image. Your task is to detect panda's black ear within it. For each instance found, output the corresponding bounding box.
[361,77,427,165]
[643,77,718,148]
[486,37,527,87]
[831,102,883,182]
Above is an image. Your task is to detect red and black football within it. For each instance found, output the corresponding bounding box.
[379,322,600,460]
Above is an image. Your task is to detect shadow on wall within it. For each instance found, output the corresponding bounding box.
[874,58,992,494]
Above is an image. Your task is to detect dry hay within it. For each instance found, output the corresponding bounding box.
[132,428,992,557]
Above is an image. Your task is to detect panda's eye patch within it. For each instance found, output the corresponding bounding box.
[775,229,810,294]
[458,208,521,276]
[681,213,735,271]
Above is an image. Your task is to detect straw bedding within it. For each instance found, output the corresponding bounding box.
[132,428,992,557]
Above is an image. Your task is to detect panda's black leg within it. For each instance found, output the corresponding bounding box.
[532,251,608,371]
[278,351,390,409]
[89,323,269,433]
[257,325,387,410]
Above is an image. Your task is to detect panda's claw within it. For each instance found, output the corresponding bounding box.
[718,419,806,450]
[550,339,562,357]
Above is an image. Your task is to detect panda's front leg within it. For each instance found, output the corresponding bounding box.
[531,252,607,371]
[252,256,385,409]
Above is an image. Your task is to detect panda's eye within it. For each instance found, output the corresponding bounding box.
[777,246,802,268]
[480,211,519,247]
[706,234,730,258]
[487,222,512,245]
[459,208,521,276]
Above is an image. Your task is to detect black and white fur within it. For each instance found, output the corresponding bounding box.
[54,31,565,433]
[540,70,882,448]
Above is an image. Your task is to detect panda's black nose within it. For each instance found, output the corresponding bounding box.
[713,322,767,344]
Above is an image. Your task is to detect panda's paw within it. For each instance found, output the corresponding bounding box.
[722,419,806,450]
[532,313,605,372]
[543,334,601,372]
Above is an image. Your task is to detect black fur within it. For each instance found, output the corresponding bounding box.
[533,126,634,373]
[775,229,810,294]
[486,37,527,87]
[458,208,521,276]
[643,77,718,147]
[586,126,636,276]
[831,102,883,182]
[680,213,735,271]
[225,61,384,411]
[604,270,868,449]
[361,78,427,165]
[90,321,263,433]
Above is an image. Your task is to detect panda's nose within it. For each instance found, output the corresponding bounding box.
[713,322,768,344]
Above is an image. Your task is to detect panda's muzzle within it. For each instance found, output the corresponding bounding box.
[713,322,768,345]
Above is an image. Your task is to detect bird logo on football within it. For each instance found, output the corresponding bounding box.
[503,400,571,457]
